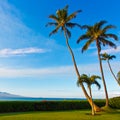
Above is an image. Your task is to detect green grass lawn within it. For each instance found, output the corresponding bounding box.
[0,110,120,120]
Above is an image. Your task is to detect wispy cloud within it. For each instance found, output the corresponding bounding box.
[0,62,119,78]
[0,0,65,52]
[0,47,49,57]
[101,46,120,54]
[0,66,75,78]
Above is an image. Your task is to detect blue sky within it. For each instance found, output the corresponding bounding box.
[0,0,120,98]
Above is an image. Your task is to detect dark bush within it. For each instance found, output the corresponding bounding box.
[0,101,35,113]
[94,99,105,107]
[109,96,120,109]
[0,98,119,113]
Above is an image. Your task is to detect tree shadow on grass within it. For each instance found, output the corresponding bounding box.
[85,113,102,116]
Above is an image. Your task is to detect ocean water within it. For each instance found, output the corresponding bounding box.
[0,97,84,101]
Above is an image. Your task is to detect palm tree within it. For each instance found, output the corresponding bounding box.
[77,74,101,115]
[101,52,120,86]
[46,5,101,111]
[77,20,118,107]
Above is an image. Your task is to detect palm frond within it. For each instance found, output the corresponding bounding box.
[64,5,69,10]
[104,33,118,41]
[77,34,90,44]
[56,5,68,20]
[49,25,60,36]
[66,22,81,28]
[49,15,59,22]
[103,25,116,33]
[81,25,91,30]
[91,75,101,80]
[100,53,108,60]
[95,20,107,31]
[46,22,58,27]
[110,55,116,59]
[100,39,117,49]
[66,10,82,22]
[82,39,94,53]
[94,81,101,90]
[77,79,80,87]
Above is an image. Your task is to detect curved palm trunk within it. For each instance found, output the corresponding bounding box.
[96,40,109,107]
[89,87,95,115]
[63,29,101,111]
[107,60,119,86]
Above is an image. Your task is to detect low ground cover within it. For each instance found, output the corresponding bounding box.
[0,110,120,120]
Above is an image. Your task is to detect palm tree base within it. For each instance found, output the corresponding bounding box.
[101,106,116,112]
[94,105,102,112]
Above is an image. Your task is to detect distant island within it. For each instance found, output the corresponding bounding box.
[0,92,23,98]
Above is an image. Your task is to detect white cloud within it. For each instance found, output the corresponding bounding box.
[0,66,75,78]
[0,0,65,52]
[101,46,120,54]
[0,0,32,46]
[0,62,119,78]
[0,47,49,57]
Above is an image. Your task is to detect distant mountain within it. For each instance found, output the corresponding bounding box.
[0,92,23,98]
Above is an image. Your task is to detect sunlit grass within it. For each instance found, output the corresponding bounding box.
[0,110,120,120]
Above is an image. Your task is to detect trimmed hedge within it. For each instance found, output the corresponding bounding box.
[0,101,35,113]
[0,98,119,113]
[0,101,91,113]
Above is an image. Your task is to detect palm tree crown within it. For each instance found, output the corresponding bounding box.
[100,52,116,61]
[77,20,118,52]
[46,5,81,38]
[77,74,101,90]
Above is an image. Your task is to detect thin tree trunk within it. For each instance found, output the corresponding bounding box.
[89,87,95,115]
[96,40,109,107]
[107,60,119,86]
[63,29,101,111]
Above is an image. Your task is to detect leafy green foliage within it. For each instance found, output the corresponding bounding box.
[1,99,120,113]
[109,97,120,109]
[0,100,106,113]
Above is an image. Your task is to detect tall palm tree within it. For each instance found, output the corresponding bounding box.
[77,20,118,107]
[77,74,101,115]
[46,5,101,111]
[101,52,120,86]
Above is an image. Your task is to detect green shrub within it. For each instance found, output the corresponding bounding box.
[34,101,91,111]
[94,99,105,107]
[0,101,35,113]
[1,99,118,113]
[109,96,120,109]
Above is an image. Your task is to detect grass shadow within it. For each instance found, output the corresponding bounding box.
[85,113,102,116]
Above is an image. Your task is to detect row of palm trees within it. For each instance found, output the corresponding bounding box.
[46,5,119,114]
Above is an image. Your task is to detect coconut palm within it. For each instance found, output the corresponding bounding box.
[77,74,101,115]
[46,5,101,111]
[77,20,118,107]
[101,52,120,86]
